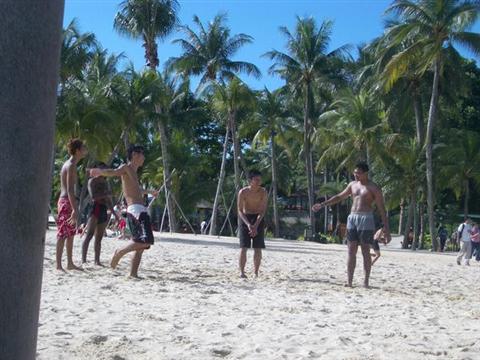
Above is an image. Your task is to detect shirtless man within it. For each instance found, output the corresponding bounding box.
[56,138,88,271]
[238,170,268,278]
[312,162,391,288]
[82,163,118,266]
[90,145,158,278]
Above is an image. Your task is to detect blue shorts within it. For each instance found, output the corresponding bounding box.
[346,212,375,245]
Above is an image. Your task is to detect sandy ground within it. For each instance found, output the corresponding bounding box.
[37,230,480,360]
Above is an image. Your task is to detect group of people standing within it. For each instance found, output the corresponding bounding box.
[56,139,156,277]
[55,138,392,287]
[456,218,480,265]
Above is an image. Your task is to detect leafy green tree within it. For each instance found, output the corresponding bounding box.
[265,17,349,231]
[383,0,480,250]
[114,0,180,231]
[168,13,260,90]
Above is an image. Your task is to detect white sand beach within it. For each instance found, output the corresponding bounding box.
[38,230,480,360]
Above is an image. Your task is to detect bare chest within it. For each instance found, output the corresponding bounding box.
[351,184,374,201]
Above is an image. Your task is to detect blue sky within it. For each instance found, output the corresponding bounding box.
[64,0,480,91]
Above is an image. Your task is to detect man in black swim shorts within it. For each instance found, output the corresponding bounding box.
[82,163,117,265]
[237,170,268,278]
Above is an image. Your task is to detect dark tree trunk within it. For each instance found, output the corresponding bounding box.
[158,120,177,232]
[230,110,242,192]
[403,193,415,249]
[419,201,426,250]
[412,194,419,250]
[398,198,405,235]
[425,58,441,251]
[464,179,469,218]
[304,84,316,233]
[271,131,280,237]
[324,169,328,233]
[0,2,64,358]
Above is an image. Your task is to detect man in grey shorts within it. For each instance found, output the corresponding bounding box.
[312,162,391,288]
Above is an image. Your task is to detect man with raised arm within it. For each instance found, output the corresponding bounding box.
[90,145,158,278]
[238,170,268,278]
[312,162,391,288]
[56,138,88,271]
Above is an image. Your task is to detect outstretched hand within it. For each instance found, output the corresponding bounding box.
[89,168,102,177]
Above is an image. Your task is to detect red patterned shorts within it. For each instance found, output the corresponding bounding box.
[57,197,77,241]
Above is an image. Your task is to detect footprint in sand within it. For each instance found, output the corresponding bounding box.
[211,348,232,357]
[55,331,73,339]
[89,335,108,344]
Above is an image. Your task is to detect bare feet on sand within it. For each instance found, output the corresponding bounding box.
[67,263,83,271]
[240,273,248,279]
[111,250,121,269]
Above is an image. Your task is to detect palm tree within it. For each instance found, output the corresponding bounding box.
[114,0,180,231]
[317,89,390,170]
[60,19,97,87]
[264,17,349,232]
[383,0,480,250]
[57,48,123,213]
[252,88,292,237]
[384,138,424,248]
[208,78,256,235]
[168,13,261,90]
[109,65,159,162]
[438,129,480,218]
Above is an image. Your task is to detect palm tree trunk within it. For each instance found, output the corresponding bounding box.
[304,84,316,233]
[108,126,130,166]
[324,169,328,233]
[425,58,441,251]
[271,131,280,238]
[403,193,414,249]
[398,198,405,235]
[464,179,470,218]
[412,195,419,250]
[419,201,425,250]
[0,2,64,358]
[412,83,424,145]
[123,128,130,151]
[147,47,177,232]
[210,124,230,235]
[230,111,242,192]
[158,120,177,232]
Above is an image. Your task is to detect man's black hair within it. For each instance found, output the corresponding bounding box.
[248,169,262,180]
[355,161,369,173]
[127,144,145,161]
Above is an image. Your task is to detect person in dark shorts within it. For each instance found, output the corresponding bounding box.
[126,207,154,248]
[90,145,158,278]
[82,164,118,265]
[239,214,266,249]
[237,170,268,278]
[312,162,391,288]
